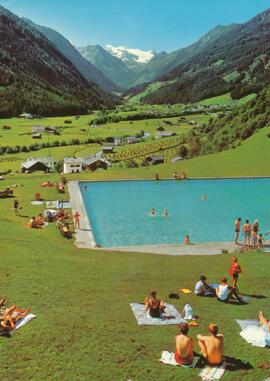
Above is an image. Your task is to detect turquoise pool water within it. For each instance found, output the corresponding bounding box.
[79,179,270,247]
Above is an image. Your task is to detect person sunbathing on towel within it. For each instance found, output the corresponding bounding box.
[144,290,165,318]
[197,323,224,366]
[174,322,194,365]
[1,305,31,330]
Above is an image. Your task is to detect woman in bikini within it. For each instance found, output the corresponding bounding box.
[144,290,165,318]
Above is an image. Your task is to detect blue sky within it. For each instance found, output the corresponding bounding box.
[1,0,270,52]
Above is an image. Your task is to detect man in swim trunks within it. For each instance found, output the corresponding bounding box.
[197,323,224,366]
[174,323,194,365]
[234,217,241,244]
[242,219,251,248]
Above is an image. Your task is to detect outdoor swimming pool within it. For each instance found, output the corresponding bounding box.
[79,179,270,247]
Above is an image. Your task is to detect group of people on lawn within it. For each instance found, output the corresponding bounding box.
[143,256,264,367]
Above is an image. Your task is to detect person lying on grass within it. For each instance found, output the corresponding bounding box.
[197,323,224,366]
[194,275,215,296]
[216,277,243,303]
[0,305,31,331]
[144,290,165,318]
[174,322,194,366]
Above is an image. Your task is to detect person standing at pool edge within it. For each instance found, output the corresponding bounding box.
[251,219,259,248]
[242,219,251,248]
[74,211,80,229]
[234,217,241,244]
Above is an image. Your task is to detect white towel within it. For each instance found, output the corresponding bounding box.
[0,313,37,335]
[240,326,270,348]
[130,303,185,326]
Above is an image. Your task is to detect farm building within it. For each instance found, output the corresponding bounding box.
[32,125,57,134]
[21,157,57,173]
[105,136,121,146]
[102,146,114,154]
[63,158,83,174]
[83,155,110,171]
[19,112,36,119]
[125,136,139,144]
[156,131,176,139]
[146,155,165,165]
[32,133,42,139]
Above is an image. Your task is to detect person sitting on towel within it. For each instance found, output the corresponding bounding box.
[259,311,270,333]
[216,277,243,303]
[175,322,194,365]
[197,323,224,366]
[194,275,215,296]
[36,213,44,227]
[144,290,165,318]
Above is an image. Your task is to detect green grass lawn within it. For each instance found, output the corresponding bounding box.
[197,93,256,106]
[0,174,269,380]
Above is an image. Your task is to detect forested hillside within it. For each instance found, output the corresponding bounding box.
[186,87,270,156]
[141,9,270,104]
[0,6,114,117]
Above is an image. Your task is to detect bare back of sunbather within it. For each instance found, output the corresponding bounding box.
[175,334,194,365]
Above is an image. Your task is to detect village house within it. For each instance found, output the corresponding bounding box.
[155,131,176,139]
[32,125,57,134]
[125,136,139,144]
[21,157,57,173]
[83,155,110,171]
[146,155,165,165]
[63,157,84,174]
[105,136,122,146]
[102,146,114,154]
[32,133,42,139]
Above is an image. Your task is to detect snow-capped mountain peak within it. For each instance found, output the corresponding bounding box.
[105,44,155,64]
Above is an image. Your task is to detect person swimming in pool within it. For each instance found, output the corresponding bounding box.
[200,194,207,200]
[149,208,155,217]
[162,208,168,217]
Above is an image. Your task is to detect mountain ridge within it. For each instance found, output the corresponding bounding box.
[0,5,114,116]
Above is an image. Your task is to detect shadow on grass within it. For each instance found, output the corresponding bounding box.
[243,294,267,299]
[193,352,253,371]
[224,356,253,371]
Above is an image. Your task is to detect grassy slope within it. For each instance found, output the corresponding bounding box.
[0,174,269,381]
[198,93,256,106]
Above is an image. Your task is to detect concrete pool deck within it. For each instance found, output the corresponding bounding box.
[68,180,270,256]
